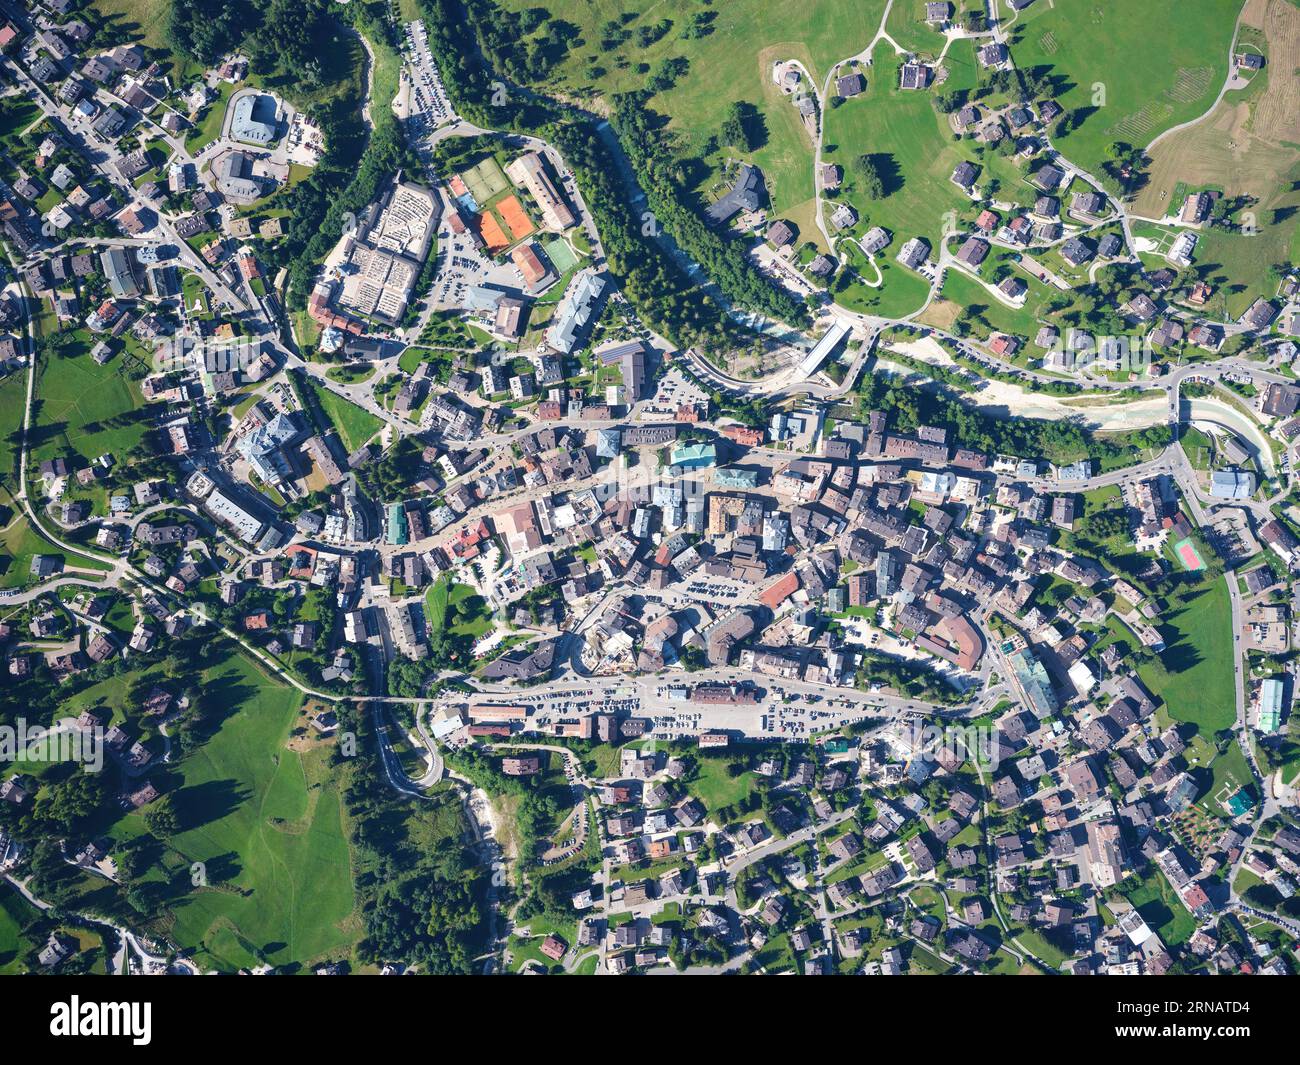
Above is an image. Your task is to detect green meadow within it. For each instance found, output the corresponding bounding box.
[1139,576,1236,735]
[0,357,25,493]
[156,651,359,971]
[822,45,982,315]
[1008,0,1238,170]
[0,884,42,974]
[0,487,112,590]
[31,330,154,516]
[498,0,889,218]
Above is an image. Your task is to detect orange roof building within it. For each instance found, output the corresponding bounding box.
[916,612,985,672]
[307,287,364,335]
[447,518,492,560]
[511,242,549,287]
[759,571,800,611]
[722,425,763,447]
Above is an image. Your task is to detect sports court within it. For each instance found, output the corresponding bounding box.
[460,157,509,204]
[476,211,510,253]
[497,195,535,240]
[1173,537,1206,572]
[543,237,578,274]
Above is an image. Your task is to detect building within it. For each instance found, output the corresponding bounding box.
[955,236,988,268]
[1258,676,1286,733]
[951,161,980,192]
[510,242,551,291]
[204,487,265,543]
[546,271,606,353]
[99,248,139,299]
[795,321,850,380]
[502,755,542,776]
[504,151,575,230]
[595,339,649,401]
[235,411,302,486]
[1007,644,1057,718]
[230,92,278,144]
[1085,819,1127,887]
[1209,469,1254,500]
[706,163,766,224]
[211,149,262,203]
[670,442,717,469]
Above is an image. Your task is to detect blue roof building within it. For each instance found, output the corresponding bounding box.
[670,442,717,469]
[386,502,408,545]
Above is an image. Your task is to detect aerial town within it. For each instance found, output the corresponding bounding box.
[0,0,1295,998]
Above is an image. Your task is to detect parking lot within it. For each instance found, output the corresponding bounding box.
[400,20,455,135]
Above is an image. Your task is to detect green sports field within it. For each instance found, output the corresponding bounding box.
[461,156,510,203]
[544,236,581,275]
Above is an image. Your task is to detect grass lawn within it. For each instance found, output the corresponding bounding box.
[425,574,493,642]
[1179,425,1215,470]
[396,346,461,382]
[921,262,1052,345]
[1205,739,1253,806]
[51,662,164,732]
[367,28,403,127]
[833,237,933,318]
[508,913,576,973]
[449,591,493,639]
[326,362,377,385]
[303,377,383,452]
[163,650,359,972]
[293,310,323,353]
[186,82,236,154]
[1011,925,1071,971]
[0,95,41,151]
[1131,5,1300,320]
[583,742,623,780]
[884,2,956,56]
[688,757,758,812]
[1196,219,1300,321]
[0,371,25,494]
[821,43,975,311]
[1121,868,1197,946]
[0,883,42,974]
[1138,576,1236,734]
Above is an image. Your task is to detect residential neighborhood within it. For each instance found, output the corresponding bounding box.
[0,0,1295,1012]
